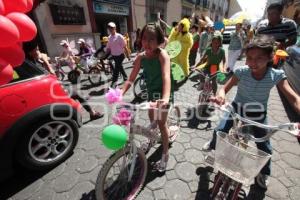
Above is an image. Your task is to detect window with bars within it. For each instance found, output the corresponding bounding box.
[146,0,167,22]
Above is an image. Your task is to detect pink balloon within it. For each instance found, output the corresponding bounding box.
[3,0,27,14]
[26,0,33,13]
[0,59,13,86]
[0,15,20,47]
[0,44,25,67]
[6,12,37,42]
[0,0,5,15]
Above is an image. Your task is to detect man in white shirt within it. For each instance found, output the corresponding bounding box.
[106,22,128,88]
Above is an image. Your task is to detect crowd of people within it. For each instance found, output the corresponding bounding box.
[21,2,300,188]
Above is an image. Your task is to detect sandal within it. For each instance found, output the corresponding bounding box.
[90,112,104,120]
[169,126,179,143]
[153,154,169,172]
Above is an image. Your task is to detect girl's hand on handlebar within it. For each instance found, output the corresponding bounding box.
[209,95,225,105]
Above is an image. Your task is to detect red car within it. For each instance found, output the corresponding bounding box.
[0,60,82,181]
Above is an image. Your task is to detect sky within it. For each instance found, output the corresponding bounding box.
[237,0,268,19]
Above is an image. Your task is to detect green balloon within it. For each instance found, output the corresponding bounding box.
[101,125,128,150]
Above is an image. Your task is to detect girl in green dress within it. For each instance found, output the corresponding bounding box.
[122,24,174,172]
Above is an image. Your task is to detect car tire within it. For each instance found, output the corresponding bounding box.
[15,118,79,171]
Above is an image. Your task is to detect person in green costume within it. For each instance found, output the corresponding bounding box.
[122,24,176,172]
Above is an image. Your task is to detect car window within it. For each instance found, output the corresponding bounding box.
[11,60,47,83]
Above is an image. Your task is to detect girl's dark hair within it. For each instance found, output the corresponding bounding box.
[245,35,275,56]
[267,3,283,13]
[140,23,165,45]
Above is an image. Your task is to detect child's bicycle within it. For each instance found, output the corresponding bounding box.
[88,55,115,86]
[53,57,70,81]
[196,69,221,116]
[204,104,299,200]
[95,102,181,200]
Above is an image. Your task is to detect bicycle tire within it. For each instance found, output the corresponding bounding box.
[68,70,81,84]
[133,76,147,99]
[56,71,65,81]
[197,91,208,117]
[95,146,147,200]
[88,67,102,85]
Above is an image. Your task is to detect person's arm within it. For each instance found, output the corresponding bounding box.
[221,51,227,73]
[159,18,171,30]
[213,75,239,105]
[277,79,300,113]
[159,49,171,103]
[39,53,55,74]
[122,53,142,95]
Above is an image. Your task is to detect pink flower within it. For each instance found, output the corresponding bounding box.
[112,108,132,126]
[105,88,123,104]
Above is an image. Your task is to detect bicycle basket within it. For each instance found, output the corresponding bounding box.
[214,131,271,185]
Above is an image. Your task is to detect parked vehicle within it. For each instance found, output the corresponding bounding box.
[222,26,235,43]
[0,60,82,181]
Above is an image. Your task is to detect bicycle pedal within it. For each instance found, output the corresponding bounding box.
[204,155,215,166]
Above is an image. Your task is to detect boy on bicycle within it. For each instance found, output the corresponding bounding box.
[194,32,226,94]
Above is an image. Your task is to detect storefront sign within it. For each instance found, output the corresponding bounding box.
[93,2,129,16]
[94,0,130,5]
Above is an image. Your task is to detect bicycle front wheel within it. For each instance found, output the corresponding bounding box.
[95,146,147,200]
[197,91,209,116]
[88,67,102,85]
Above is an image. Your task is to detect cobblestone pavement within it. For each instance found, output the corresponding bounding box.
[1,52,300,200]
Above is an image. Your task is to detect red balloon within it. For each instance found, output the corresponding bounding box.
[0,44,25,67]
[26,0,33,13]
[6,12,37,42]
[3,0,27,14]
[0,15,20,47]
[0,0,5,15]
[0,59,13,86]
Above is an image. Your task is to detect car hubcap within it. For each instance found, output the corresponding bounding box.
[28,121,74,163]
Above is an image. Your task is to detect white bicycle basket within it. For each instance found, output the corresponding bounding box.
[214,131,271,186]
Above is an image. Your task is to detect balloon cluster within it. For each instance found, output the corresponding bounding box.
[0,0,37,85]
[105,88,123,104]
[112,108,132,126]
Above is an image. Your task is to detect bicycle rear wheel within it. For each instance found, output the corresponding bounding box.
[88,67,102,85]
[95,146,147,200]
[68,70,81,84]
[133,75,147,99]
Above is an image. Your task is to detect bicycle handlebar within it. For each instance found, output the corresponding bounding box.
[196,69,220,80]
[217,104,299,142]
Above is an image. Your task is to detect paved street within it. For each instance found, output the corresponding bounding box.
[1,49,300,200]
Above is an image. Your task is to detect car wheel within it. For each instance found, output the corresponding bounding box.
[15,118,79,170]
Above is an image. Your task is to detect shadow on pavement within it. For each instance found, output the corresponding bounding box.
[182,107,212,130]
[0,166,49,200]
[195,166,213,199]
[80,189,96,200]
[89,88,108,97]
[246,184,266,200]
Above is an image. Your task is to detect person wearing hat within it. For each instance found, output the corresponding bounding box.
[94,36,109,58]
[227,22,246,72]
[59,40,75,70]
[76,38,93,72]
[257,3,297,49]
[106,22,128,88]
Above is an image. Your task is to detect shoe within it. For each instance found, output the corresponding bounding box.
[153,154,169,172]
[90,112,104,120]
[202,141,213,152]
[110,82,117,88]
[256,173,269,189]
